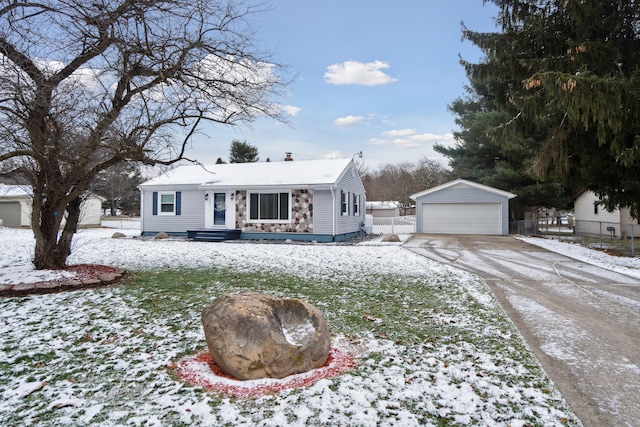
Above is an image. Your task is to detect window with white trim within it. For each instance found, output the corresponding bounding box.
[159,192,176,215]
[341,190,348,216]
[249,192,290,221]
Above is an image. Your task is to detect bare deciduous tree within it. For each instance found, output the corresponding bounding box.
[0,0,288,269]
[363,157,447,209]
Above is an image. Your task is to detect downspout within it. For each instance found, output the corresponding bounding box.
[330,186,336,241]
[139,188,144,234]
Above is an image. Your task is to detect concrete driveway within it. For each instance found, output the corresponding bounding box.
[403,234,640,427]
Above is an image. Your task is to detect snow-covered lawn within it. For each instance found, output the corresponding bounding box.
[0,228,582,426]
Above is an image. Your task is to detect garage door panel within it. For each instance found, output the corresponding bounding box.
[422,203,501,235]
[0,201,22,227]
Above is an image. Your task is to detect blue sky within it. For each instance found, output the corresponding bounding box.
[190,1,500,169]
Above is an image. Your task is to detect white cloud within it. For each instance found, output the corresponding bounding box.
[281,105,301,117]
[324,61,398,86]
[382,128,416,137]
[369,131,454,150]
[393,139,422,149]
[406,132,455,143]
[334,115,365,126]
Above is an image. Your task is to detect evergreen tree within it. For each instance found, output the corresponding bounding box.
[438,74,572,220]
[461,0,640,216]
[229,140,260,163]
[215,157,226,164]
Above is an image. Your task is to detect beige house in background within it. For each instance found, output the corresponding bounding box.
[0,184,104,228]
[365,201,400,217]
[573,190,638,238]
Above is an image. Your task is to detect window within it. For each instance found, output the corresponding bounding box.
[593,202,598,215]
[160,193,175,214]
[341,190,348,216]
[353,193,360,216]
[249,192,289,221]
[153,191,180,216]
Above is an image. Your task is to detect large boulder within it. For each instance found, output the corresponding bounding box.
[202,292,330,380]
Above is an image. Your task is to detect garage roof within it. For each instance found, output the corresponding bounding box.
[410,179,516,200]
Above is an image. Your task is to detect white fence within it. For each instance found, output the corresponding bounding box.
[366,215,416,235]
[101,217,141,229]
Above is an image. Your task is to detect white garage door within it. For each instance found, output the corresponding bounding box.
[0,201,21,228]
[422,203,502,235]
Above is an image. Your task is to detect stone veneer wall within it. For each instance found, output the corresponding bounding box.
[236,189,314,233]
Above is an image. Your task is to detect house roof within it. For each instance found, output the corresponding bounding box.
[0,184,32,198]
[139,158,356,189]
[0,184,105,201]
[410,179,517,200]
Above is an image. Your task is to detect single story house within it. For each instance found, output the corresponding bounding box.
[410,179,516,235]
[138,158,366,242]
[0,184,104,228]
[365,201,400,217]
[574,190,638,238]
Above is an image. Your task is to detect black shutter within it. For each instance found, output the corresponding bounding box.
[152,192,158,215]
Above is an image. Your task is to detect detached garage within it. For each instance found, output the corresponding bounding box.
[410,179,516,235]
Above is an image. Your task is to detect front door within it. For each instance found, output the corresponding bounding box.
[214,193,226,225]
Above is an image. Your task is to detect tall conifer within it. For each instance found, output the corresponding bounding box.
[458,0,640,215]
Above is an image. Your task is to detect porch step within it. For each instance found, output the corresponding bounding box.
[187,229,241,242]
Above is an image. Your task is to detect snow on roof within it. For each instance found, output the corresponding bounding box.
[365,201,400,209]
[139,158,354,189]
[410,179,517,200]
[0,184,32,198]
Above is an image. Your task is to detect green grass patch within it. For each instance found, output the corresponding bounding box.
[0,265,580,426]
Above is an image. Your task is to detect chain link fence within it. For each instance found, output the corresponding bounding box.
[511,219,638,257]
[366,215,416,235]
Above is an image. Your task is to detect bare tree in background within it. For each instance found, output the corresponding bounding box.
[91,162,143,216]
[0,0,288,269]
[363,157,447,209]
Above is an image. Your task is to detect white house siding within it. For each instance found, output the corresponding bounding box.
[574,190,637,238]
[142,188,205,234]
[334,164,366,235]
[312,189,334,235]
[77,197,103,227]
[574,191,621,223]
[415,186,510,235]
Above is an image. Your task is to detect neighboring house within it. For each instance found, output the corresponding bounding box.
[411,179,516,236]
[0,184,104,228]
[573,190,638,238]
[138,158,366,242]
[365,201,400,217]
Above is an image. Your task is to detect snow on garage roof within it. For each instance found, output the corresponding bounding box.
[139,158,355,189]
[410,179,516,200]
[0,184,32,198]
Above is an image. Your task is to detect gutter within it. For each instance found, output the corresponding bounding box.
[330,186,336,239]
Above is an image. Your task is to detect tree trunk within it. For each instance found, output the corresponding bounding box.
[56,196,82,267]
[32,195,82,270]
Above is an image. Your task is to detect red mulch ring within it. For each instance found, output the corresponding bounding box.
[174,347,354,398]
[1,264,129,297]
